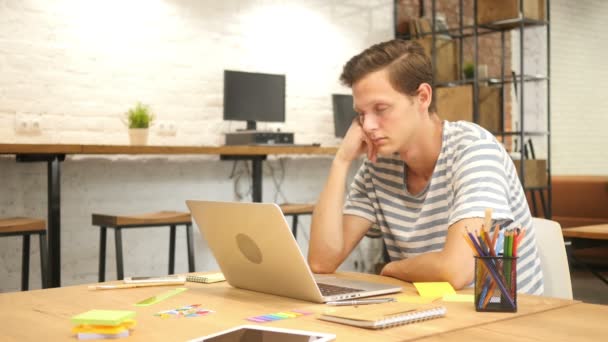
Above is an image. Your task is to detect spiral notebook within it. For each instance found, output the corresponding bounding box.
[318,302,446,329]
[186,272,226,284]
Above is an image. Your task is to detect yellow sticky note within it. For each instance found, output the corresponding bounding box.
[442,294,474,303]
[394,295,438,304]
[413,282,456,298]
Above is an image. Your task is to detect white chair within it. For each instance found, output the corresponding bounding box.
[532,217,573,299]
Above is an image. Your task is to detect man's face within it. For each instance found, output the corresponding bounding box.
[352,68,421,155]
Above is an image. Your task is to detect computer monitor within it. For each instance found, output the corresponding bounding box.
[223,70,286,131]
[332,94,358,138]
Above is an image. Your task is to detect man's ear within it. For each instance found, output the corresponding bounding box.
[416,83,433,112]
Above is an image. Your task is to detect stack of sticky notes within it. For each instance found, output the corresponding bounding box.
[71,309,136,340]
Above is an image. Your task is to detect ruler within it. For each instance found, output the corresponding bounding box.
[134,287,188,307]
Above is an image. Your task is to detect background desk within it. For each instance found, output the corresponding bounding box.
[562,224,608,285]
[0,272,600,342]
[0,144,338,288]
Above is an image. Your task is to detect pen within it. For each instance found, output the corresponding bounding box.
[326,298,396,306]
[87,281,185,290]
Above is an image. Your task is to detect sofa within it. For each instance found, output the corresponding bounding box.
[551,175,608,228]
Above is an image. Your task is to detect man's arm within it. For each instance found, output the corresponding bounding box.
[308,158,372,273]
[308,120,376,273]
[380,217,481,290]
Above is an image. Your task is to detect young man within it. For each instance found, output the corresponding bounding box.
[308,39,543,294]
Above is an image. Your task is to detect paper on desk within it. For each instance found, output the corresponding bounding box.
[413,282,456,298]
[442,294,474,303]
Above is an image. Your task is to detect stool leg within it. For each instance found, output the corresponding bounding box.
[39,232,48,289]
[186,224,195,272]
[291,215,299,239]
[115,228,124,280]
[21,234,31,291]
[98,227,107,282]
[169,225,176,275]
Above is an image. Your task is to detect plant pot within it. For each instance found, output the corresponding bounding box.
[128,128,149,145]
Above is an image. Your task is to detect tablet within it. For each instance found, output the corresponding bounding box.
[187,325,335,342]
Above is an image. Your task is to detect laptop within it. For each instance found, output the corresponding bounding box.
[186,200,402,303]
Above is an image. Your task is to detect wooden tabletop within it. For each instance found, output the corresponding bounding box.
[0,272,592,342]
[0,143,338,156]
[425,302,608,342]
[562,224,608,240]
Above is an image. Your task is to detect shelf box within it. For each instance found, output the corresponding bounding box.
[436,85,502,132]
[478,85,502,132]
[415,36,458,83]
[477,0,545,25]
[436,85,473,122]
[513,159,547,188]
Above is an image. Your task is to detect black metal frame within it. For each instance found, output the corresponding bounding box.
[220,155,267,203]
[394,0,552,219]
[96,222,195,281]
[12,151,272,288]
[16,153,64,288]
[566,237,608,286]
[0,230,48,290]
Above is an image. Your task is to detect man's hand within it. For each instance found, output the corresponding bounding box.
[336,119,377,163]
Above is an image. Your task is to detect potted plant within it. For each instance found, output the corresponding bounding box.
[125,102,154,145]
[463,62,475,80]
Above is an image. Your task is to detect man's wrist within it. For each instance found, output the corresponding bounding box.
[332,155,353,170]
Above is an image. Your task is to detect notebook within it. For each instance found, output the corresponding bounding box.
[187,272,226,284]
[318,302,447,329]
[186,200,402,303]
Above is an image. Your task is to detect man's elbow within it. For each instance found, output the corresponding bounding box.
[308,256,338,274]
[443,268,474,290]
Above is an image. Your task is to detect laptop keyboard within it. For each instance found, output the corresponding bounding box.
[317,282,364,296]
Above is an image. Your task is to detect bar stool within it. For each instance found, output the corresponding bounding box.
[279,203,315,239]
[0,217,48,290]
[93,211,195,281]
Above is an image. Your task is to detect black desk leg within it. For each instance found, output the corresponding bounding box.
[47,156,61,288]
[251,157,263,203]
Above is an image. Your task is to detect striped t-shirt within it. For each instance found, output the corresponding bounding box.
[344,120,544,295]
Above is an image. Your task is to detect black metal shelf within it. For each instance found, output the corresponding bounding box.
[491,131,549,137]
[396,17,547,41]
[479,17,548,31]
[524,185,550,191]
[394,0,552,218]
[435,74,548,88]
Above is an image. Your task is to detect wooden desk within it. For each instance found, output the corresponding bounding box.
[0,143,338,288]
[0,272,594,342]
[421,302,608,342]
[562,224,608,285]
[562,224,608,240]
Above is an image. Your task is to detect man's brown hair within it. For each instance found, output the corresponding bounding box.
[339,39,436,113]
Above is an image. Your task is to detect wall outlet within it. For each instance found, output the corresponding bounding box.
[156,120,177,136]
[15,114,42,134]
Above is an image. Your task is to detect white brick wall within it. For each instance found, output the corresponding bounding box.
[550,0,608,175]
[0,0,391,291]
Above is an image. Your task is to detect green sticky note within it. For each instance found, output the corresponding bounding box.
[442,294,474,303]
[71,310,136,326]
[413,282,456,298]
[135,287,187,307]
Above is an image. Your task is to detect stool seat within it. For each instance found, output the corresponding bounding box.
[92,211,194,281]
[278,203,315,238]
[279,203,315,215]
[0,217,48,290]
[92,211,191,227]
[0,218,46,234]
